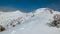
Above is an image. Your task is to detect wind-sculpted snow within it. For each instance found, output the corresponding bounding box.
[0,8,60,34]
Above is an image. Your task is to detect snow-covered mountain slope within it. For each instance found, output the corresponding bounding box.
[0,10,34,29]
[0,8,60,34]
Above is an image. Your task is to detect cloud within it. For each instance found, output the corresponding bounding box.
[0,6,18,12]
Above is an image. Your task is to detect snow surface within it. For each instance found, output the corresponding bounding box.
[0,8,60,34]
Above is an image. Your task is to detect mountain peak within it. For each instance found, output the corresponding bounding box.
[34,8,54,15]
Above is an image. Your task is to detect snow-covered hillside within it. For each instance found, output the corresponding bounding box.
[0,8,60,34]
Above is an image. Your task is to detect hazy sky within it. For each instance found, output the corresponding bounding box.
[0,0,60,12]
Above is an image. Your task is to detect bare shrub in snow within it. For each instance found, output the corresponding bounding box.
[48,14,60,28]
[12,25,15,27]
[49,9,53,14]
[0,25,5,32]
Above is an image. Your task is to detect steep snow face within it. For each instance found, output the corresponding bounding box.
[0,10,25,28]
[0,10,34,29]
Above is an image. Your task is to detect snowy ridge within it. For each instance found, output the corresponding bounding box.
[0,8,57,29]
[0,10,34,29]
[0,8,60,34]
